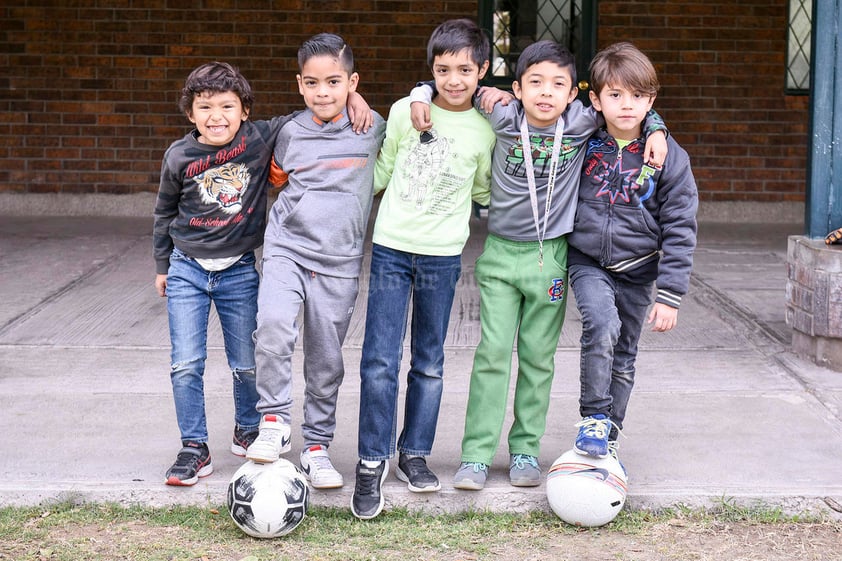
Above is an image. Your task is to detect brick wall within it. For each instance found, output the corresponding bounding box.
[0,1,809,204]
[0,0,473,195]
[597,0,809,204]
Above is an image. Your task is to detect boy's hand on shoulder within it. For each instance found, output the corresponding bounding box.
[155,274,168,298]
[411,101,433,132]
[643,130,667,168]
[476,86,514,113]
[347,91,373,134]
[647,302,677,332]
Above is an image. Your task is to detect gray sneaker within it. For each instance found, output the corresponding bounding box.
[509,454,540,487]
[453,462,488,490]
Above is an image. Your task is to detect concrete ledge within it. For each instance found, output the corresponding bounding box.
[0,480,836,519]
[695,201,804,223]
[0,193,804,223]
[0,193,157,217]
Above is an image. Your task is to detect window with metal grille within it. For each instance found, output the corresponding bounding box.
[478,0,594,88]
[787,0,811,94]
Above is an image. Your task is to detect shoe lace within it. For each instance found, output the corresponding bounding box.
[606,441,628,478]
[463,462,488,473]
[575,416,611,439]
[356,464,381,496]
[510,454,538,470]
[309,452,335,473]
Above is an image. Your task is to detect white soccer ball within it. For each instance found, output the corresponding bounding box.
[226,458,310,538]
[546,449,628,527]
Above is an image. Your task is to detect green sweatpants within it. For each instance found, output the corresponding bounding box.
[460,234,568,466]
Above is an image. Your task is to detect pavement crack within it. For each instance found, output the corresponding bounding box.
[0,236,147,339]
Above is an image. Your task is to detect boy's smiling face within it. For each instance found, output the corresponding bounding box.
[431,48,489,112]
[188,91,249,146]
[512,61,578,128]
[297,54,359,122]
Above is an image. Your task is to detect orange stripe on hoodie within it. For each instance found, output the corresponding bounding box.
[269,157,288,187]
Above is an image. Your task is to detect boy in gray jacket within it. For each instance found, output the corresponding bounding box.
[246,34,386,489]
[567,42,698,463]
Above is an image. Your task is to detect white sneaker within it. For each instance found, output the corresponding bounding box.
[245,414,291,463]
[300,444,344,489]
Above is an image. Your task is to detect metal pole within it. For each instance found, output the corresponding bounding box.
[806,0,842,238]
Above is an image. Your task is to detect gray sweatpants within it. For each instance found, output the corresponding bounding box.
[254,255,358,448]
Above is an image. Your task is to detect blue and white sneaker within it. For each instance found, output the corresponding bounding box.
[574,414,612,458]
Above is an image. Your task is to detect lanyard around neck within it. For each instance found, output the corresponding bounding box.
[519,115,564,271]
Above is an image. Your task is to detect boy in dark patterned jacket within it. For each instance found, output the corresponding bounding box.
[566,42,698,465]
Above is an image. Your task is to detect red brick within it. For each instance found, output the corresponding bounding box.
[0,0,809,204]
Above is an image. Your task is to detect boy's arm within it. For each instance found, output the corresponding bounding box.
[641,110,669,167]
[647,303,678,332]
[347,91,374,134]
[409,82,435,131]
[409,82,513,131]
[650,143,699,330]
[268,156,289,189]
[475,86,514,113]
[155,274,168,298]
[471,138,493,207]
[373,105,404,193]
[269,129,292,189]
[152,158,179,294]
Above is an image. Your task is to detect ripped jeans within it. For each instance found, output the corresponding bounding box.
[166,247,261,443]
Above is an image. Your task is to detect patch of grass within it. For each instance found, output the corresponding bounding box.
[0,500,836,561]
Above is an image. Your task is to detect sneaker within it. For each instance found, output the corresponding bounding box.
[607,440,628,479]
[164,441,212,486]
[574,414,612,458]
[351,460,389,520]
[395,454,441,493]
[453,461,488,490]
[300,445,344,489]
[509,454,541,487]
[230,427,259,457]
[246,414,291,463]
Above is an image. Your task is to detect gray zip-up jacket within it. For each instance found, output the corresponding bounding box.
[263,108,386,278]
[567,129,698,307]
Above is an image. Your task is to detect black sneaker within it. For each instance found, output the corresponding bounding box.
[395,453,441,493]
[165,441,212,486]
[230,427,259,457]
[351,459,388,520]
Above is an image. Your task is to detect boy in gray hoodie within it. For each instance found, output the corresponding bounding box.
[246,34,386,490]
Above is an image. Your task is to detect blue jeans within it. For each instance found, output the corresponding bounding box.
[569,262,653,435]
[166,248,261,443]
[357,244,461,461]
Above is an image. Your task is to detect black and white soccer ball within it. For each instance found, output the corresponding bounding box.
[226,458,310,538]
